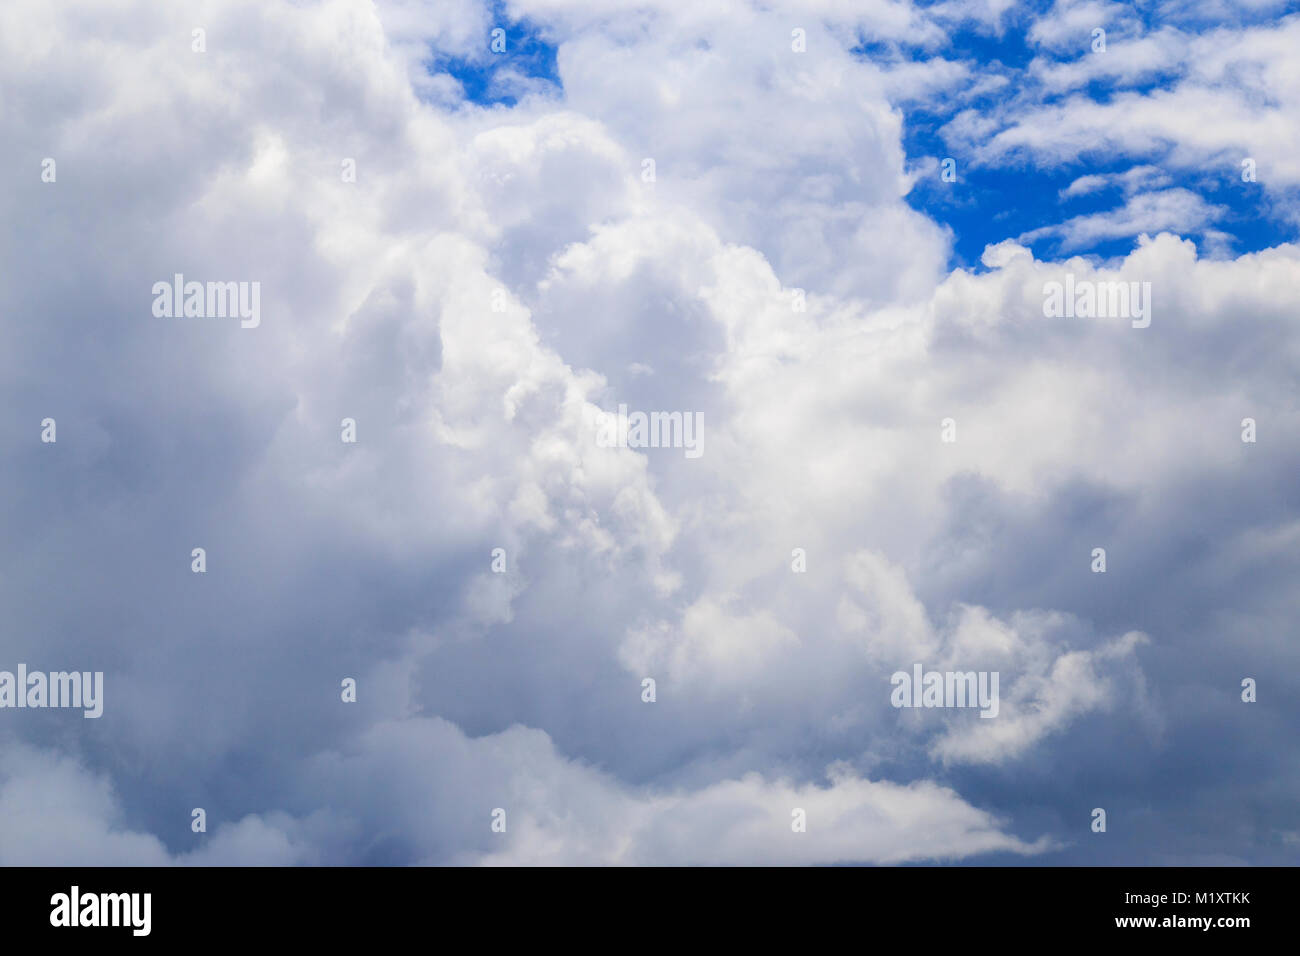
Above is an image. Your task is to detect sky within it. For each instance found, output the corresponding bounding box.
[0,0,1298,865]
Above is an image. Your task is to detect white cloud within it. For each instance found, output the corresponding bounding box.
[1020,188,1224,249]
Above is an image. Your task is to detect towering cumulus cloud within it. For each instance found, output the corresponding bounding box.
[0,0,1296,865]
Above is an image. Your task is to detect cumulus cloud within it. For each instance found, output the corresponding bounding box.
[0,0,1297,867]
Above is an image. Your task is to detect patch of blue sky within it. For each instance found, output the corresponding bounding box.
[425,1,560,108]
[902,108,1291,270]
[859,1,1298,269]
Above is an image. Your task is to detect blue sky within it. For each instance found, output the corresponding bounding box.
[434,1,1299,271]
[890,1,1300,268]
[429,2,560,107]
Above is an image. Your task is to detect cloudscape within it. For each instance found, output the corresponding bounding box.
[1,0,1298,866]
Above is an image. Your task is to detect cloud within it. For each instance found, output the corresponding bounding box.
[966,15,1300,196]
[0,0,1297,866]
[1020,188,1225,250]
